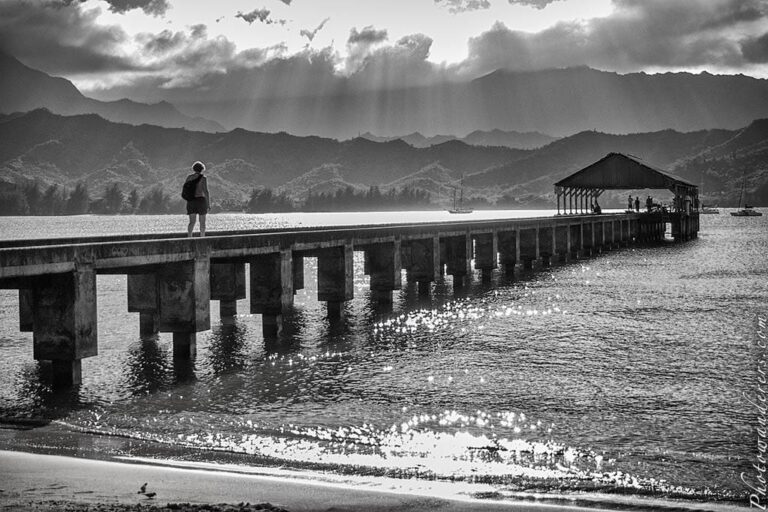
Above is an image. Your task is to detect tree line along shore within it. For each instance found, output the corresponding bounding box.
[0,181,548,215]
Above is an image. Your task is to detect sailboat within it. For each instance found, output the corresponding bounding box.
[448,177,473,214]
[730,171,762,216]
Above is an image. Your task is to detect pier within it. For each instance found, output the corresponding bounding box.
[0,210,696,387]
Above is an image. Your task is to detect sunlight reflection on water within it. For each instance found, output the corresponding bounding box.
[0,211,765,504]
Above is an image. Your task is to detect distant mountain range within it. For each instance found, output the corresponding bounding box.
[1,109,766,207]
[174,66,768,139]
[358,129,557,150]
[0,52,224,133]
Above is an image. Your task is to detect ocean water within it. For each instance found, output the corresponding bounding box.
[0,210,764,508]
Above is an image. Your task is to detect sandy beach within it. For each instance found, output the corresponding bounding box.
[1,450,619,512]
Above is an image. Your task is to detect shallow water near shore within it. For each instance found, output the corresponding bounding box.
[0,210,764,508]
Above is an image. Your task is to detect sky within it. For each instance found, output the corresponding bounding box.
[1,0,767,104]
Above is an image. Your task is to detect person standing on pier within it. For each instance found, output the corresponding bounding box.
[634,196,640,212]
[646,195,653,212]
[628,195,633,211]
[184,161,210,237]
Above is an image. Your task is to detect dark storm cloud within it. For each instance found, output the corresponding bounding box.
[300,18,330,41]
[236,8,270,24]
[741,32,768,62]
[235,8,286,25]
[103,0,169,15]
[459,0,767,76]
[58,0,169,15]
[0,0,137,74]
[135,24,243,84]
[434,0,490,13]
[348,26,388,45]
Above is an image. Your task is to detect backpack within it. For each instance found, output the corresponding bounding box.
[181,174,203,201]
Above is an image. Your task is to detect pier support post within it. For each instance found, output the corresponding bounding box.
[555,226,569,263]
[474,233,497,283]
[445,234,472,288]
[538,227,554,267]
[497,231,518,276]
[127,274,159,336]
[292,253,304,293]
[569,224,582,259]
[250,253,287,337]
[403,237,440,292]
[210,262,246,323]
[367,240,402,304]
[19,289,33,332]
[519,228,539,270]
[593,222,604,253]
[582,222,594,256]
[32,262,97,387]
[157,247,211,359]
[317,244,354,320]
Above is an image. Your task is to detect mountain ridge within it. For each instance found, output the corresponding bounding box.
[0,51,225,133]
[1,109,766,207]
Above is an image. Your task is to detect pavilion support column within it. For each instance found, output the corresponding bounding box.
[32,262,97,387]
[404,237,440,294]
[445,234,472,289]
[367,240,402,304]
[317,244,354,320]
[474,233,497,283]
[210,262,246,324]
[127,273,159,337]
[519,228,539,270]
[498,231,518,276]
[158,246,211,359]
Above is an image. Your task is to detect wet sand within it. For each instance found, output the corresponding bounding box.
[0,450,604,512]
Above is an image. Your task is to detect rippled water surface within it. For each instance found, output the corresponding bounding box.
[0,210,765,506]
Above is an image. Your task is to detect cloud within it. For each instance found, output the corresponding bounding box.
[507,0,564,9]
[102,0,169,16]
[0,0,137,74]
[459,0,768,76]
[741,32,768,62]
[348,26,388,45]
[300,17,330,42]
[58,0,169,16]
[236,8,270,24]
[235,8,286,25]
[434,0,490,13]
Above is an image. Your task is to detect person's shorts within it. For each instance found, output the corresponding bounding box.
[186,197,208,214]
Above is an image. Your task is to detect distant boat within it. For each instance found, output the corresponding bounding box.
[731,205,762,216]
[730,171,762,216]
[448,177,473,214]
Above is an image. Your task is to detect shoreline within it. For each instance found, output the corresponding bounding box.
[0,449,596,512]
[0,447,747,512]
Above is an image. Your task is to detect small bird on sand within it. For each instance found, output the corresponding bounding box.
[138,483,147,494]
[143,492,156,499]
